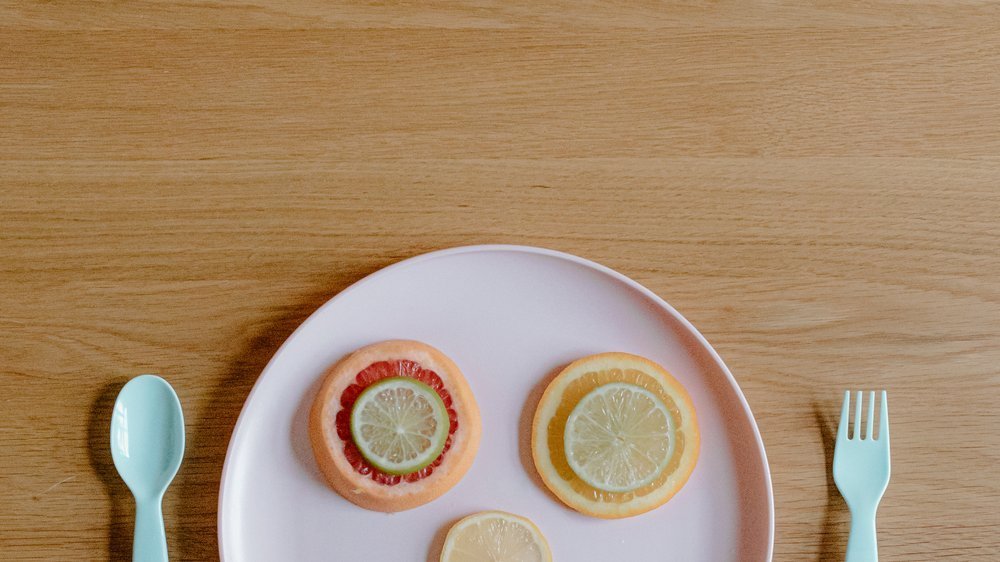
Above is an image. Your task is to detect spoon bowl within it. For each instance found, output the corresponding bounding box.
[111,375,185,562]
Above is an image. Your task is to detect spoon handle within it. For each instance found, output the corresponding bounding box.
[134,496,168,562]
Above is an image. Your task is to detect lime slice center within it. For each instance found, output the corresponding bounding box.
[350,376,449,475]
[563,382,674,493]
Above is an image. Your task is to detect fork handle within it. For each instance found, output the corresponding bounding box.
[846,505,878,562]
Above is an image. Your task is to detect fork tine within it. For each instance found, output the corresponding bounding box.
[837,391,850,441]
[865,391,875,439]
[879,390,889,441]
[853,391,862,439]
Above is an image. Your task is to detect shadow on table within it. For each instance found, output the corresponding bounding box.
[88,377,133,561]
[175,263,391,560]
[814,401,848,561]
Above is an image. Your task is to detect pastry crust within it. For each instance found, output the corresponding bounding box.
[309,340,481,512]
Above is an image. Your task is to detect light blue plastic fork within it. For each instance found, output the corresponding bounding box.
[833,391,891,562]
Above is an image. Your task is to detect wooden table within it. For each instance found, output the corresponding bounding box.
[3,3,999,560]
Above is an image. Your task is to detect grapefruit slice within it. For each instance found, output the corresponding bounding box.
[440,511,552,562]
[531,352,699,519]
[310,340,481,512]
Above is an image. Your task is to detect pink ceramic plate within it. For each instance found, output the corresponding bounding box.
[219,245,773,561]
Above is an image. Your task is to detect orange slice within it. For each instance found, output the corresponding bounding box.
[531,352,699,518]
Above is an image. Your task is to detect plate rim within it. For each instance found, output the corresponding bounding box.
[217,244,775,561]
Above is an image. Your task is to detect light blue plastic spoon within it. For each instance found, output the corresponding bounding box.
[111,375,185,562]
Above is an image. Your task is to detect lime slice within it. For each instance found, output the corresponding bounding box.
[563,382,674,493]
[440,510,552,562]
[350,376,449,475]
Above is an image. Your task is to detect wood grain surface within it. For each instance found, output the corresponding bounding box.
[2,2,999,560]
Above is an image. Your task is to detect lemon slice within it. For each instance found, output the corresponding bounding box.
[350,376,449,475]
[440,511,552,562]
[564,382,674,493]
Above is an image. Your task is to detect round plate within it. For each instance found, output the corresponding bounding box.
[219,245,773,561]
